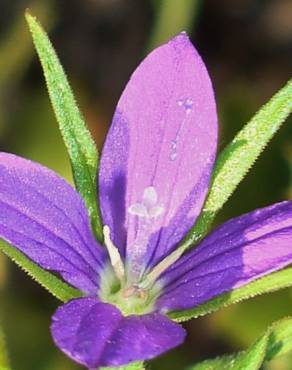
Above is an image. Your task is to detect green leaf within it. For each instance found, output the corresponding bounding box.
[181,79,292,250]
[25,12,103,242]
[187,317,292,370]
[170,267,292,322]
[0,239,81,302]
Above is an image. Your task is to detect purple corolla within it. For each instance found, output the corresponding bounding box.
[0,33,292,369]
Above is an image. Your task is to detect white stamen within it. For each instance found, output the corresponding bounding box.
[140,247,185,289]
[103,225,125,282]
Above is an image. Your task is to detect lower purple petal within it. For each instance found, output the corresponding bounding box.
[51,298,185,368]
[157,201,292,312]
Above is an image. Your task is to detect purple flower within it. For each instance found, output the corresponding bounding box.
[0,33,292,369]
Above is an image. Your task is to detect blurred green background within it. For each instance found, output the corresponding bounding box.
[0,1,291,369]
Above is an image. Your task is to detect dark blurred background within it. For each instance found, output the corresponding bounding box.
[0,1,291,369]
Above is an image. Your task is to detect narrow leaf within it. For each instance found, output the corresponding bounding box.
[25,12,103,241]
[181,79,292,250]
[170,267,292,322]
[188,317,292,370]
[0,240,81,302]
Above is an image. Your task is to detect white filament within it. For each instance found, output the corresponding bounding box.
[103,225,125,282]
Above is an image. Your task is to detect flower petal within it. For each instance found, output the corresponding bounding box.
[99,33,217,276]
[0,153,107,294]
[51,297,185,368]
[157,201,292,312]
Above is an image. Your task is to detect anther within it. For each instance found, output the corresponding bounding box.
[103,225,125,282]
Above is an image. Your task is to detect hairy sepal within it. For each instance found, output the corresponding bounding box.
[188,317,292,369]
[181,79,292,250]
[0,239,81,302]
[25,12,103,241]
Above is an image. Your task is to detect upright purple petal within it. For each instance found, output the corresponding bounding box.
[51,297,185,368]
[0,153,107,294]
[157,201,292,312]
[99,33,217,278]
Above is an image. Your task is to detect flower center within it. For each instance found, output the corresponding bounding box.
[100,224,162,316]
[121,285,149,300]
[98,263,161,316]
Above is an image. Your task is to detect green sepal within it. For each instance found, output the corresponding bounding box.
[25,12,103,242]
[102,362,144,370]
[0,240,81,302]
[181,79,292,250]
[170,267,292,322]
[264,317,292,361]
[187,317,292,370]
[189,334,269,370]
